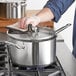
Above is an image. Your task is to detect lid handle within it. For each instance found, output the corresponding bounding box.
[28,24,33,32]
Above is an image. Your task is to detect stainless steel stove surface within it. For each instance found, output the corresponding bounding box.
[0,42,66,76]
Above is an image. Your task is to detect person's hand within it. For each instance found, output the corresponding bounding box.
[19,16,40,29]
[19,17,27,29]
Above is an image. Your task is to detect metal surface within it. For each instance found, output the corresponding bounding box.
[7,26,55,42]
[0,0,26,18]
[0,0,26,3]
[7,26,56,66]
[0,33,76,76]
[6,2,26,18]
[6,24,71,66]
[0,41,66,76]
[7,36,56,66]
[55,23,71,34]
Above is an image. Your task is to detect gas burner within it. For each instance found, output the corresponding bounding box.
[0,42,66,76]
[11,58,66,76]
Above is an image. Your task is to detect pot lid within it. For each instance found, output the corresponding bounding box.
[7,26,56,42]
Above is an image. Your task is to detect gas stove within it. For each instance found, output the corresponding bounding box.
[0,42,66,76]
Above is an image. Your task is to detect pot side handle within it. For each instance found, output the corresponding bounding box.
[5,41,25,49]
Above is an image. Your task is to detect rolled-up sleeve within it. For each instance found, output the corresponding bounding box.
[44,0,74,22]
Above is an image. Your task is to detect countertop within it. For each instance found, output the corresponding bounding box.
[56,42,76,76]
[0,32,76,76]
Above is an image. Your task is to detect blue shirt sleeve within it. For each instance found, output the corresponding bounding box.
[44,0,74,22]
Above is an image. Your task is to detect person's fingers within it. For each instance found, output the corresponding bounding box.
[26,19,34,26]
[19,16,40,29]
[19,17,26,29]
[26,16,40,26]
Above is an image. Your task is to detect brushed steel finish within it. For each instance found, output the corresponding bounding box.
[39,39,56,65]
[6,24,71,66]
[8,38,33,66]
[6,2,26,18]
[7,35,56,66]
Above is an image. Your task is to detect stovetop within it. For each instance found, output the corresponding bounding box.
[0,42,66,76]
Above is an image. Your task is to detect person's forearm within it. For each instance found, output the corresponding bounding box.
[36,8,54,23]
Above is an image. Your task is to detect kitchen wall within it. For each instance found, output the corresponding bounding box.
[26,0,48,10]
[26,0,75,52]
